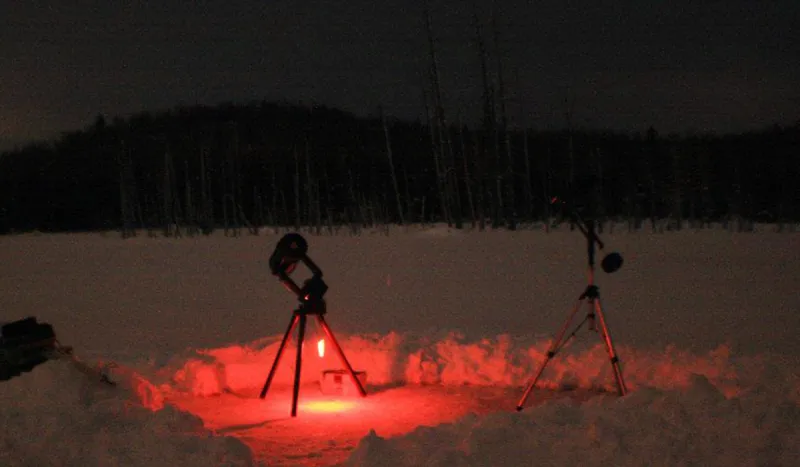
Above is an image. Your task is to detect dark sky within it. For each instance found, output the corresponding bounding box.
[2,0,799,150]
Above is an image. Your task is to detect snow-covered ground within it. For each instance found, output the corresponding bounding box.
[1,224,799,466]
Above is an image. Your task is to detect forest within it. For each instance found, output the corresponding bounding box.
[0,99,797,237]
[1,6,797,237]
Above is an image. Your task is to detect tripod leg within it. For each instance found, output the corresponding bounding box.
[259,313,300,399]
[291,313,307,417]
[594,298,627,396]
[316,315,367,397]
[587,297,596,331]
[516,298,584,411]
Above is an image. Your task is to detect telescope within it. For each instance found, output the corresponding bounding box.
[268,232,328,311]
[550,196,623,275]
[516,196,628,411]
[259,233,367,417]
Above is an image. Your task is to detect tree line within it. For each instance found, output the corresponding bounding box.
[2,2,798,237]
[0,100,797,237]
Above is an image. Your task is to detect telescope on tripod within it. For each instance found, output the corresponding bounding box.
[258,233,367,417]
[516,197,628,411]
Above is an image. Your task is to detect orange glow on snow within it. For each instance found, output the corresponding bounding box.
[301,399,356,413]
[317,338,325,358]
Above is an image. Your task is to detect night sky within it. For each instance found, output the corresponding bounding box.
[2,0,799,150]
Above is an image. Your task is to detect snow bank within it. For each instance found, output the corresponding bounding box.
[156,331,800,401]
[154,331,800,466]
[345,374,800,467]
[0,360,254,467]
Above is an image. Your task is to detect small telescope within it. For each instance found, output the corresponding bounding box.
[517,196,628,411]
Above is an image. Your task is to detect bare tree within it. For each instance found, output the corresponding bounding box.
[117,143,139,238]
[522,128,534,220]
[423,5,453,226]
[471,3,500,228]
[162,148,182,237]
[458,118,477,227]
[381,107,405,225]
[304,137,316,233]
[491,0,516,229]
[199,146,214,234]
[183,159,198,236]
[293,145,301,231]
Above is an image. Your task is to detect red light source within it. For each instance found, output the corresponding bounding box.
[317,339,325,358]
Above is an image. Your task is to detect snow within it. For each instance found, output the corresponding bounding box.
[1,224,799,466]
[0,359,253,466]
[346,374,800,467]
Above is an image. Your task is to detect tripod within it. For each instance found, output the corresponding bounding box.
[516,205,627,411]
[258,233,367,417]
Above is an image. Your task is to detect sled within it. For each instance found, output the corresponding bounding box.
[0,316,115,385]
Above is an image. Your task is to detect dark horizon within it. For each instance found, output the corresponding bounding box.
[3,0,799,152]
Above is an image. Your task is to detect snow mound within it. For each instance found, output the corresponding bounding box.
[0,360,254,467]
[345,374,800,467]
[150,331,800,466]
[154,332,800,401]
[146,332,547,397]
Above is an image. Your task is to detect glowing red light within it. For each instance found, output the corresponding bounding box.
[301,400,355,413]
[317,339,325,358]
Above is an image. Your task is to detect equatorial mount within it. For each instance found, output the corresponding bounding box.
[550,196,623,275]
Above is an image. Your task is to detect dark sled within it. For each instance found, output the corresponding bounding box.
[1,316,114,385]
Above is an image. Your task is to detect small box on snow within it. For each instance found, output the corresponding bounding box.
[320,369,367,396]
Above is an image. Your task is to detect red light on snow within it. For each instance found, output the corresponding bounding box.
[317,339,325,358]
[301,400,356,413]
